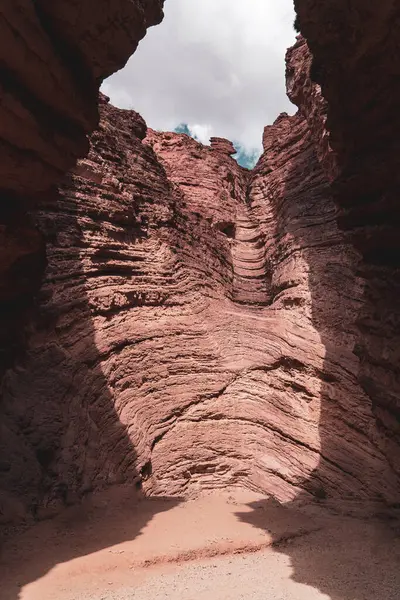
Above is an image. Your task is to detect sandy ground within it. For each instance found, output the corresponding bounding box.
[0,487,399,600]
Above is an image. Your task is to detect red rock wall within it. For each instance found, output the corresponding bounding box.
[0,0,164,397]
[291,0,400,498]
[3,94,398,522]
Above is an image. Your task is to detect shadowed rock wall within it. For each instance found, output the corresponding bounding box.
[291,0,400,495]
[0,0,164,194]
[0,0,165,380]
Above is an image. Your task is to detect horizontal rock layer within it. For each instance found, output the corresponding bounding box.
[210,137,237,156]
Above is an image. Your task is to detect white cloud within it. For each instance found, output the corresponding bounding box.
[102,0,296,153]
[189,124,213,145]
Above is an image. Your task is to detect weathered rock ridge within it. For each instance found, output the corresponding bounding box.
[1,1,400,524]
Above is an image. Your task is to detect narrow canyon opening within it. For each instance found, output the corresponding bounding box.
[0,2,399,599]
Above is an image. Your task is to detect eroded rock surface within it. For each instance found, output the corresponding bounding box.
[0,0,164,388]
[2,93,399,523]
[291,0,400,498]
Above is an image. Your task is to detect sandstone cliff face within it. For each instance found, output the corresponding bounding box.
[289,0,400,497]
[0,0,165,386]
[2,94,399,522]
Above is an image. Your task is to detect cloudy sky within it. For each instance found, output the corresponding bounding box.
[102,0,296,160]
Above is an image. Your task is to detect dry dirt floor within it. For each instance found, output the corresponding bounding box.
[1,487,399,600]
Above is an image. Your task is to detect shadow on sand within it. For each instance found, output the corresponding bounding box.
[0,181,182,599]
[235,497,400,600]
[0,489,180,600]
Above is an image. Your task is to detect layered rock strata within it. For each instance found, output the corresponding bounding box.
[2,93,399,522]
[288,12,400,494]
[0,0,164,388]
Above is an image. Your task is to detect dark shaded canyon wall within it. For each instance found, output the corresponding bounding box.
[0,0,165,378]
[293,0,400,237]
[0,0,164,194]
[2,0,400,525]
[291,0,400,493]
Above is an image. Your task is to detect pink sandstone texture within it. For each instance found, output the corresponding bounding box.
[2,94,399,523]
[0,0,165,387]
